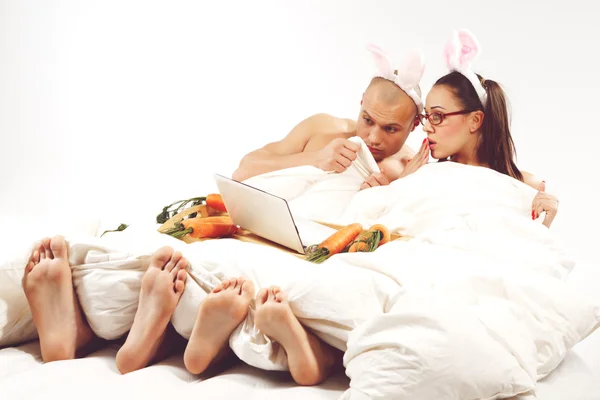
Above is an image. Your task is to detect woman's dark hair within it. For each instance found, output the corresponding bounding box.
[434,71,523,181]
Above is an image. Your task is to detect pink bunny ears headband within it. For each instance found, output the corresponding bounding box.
[444,29,488,107]
[367,30,486,111]
[366,44,425,113]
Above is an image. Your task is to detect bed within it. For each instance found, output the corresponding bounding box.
[1,262,599,400]
[1,161,599,400]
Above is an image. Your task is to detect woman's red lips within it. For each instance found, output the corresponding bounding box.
[368,146,382,153]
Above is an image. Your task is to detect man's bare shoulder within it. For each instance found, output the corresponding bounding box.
[302,113,356,137]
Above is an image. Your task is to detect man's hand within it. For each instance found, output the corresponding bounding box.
[398,139,430,179]
[360,168,390,190]
[314,138,360,173]
[532,181,559,228]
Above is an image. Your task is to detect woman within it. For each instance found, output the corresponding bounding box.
[396,29,559,228]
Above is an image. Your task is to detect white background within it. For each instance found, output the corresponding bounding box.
[1,0,598,263]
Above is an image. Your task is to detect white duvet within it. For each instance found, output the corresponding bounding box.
[1,138,599,400]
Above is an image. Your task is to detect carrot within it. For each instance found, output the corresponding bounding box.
[161,216,238,239]
[345,224,390,253]
[189,216,233,224]
[368,224,390,245]
[349,240,369,252]
[182,222,237,239]
[305,223,362,263]
[357,242,369,251]
[206,194,227,213]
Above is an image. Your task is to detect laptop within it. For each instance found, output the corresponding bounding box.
[213,174,336,254]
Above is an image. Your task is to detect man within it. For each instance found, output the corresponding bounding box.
[232,75,429,190]
[180,46,433,385]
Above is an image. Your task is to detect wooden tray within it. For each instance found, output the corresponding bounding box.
[157,205,411,258]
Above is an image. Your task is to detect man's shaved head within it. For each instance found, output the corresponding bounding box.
[356,78,421,161]
[365,77,421,115]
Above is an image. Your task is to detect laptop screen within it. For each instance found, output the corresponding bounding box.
[213,174,307,254]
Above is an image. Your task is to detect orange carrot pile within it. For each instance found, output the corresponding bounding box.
[156,194,227,224]
[345,224,390,253]
[305,223,362,263]
[161,216,238,239]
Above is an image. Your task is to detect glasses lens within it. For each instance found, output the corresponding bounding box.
[430,113,442,125]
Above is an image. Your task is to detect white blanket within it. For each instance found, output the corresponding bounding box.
[241,136,380,222]
[242,160,600,399]
[1,147,599,400]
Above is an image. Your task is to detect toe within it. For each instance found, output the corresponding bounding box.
[177,257,189,271]
[274,290,286,303]
[165,251,182,272]
[25,261,35,274]
[176,269,187,282]
[235,277,245,293]
[174,271,186,293]
[31,249,40,264]
[221,279,231,290]
[40,238,53,260]
[49,236,68,259]
[171,257,189,279]
[39,245,46,260]
[241,279,255,298]
[272,287,284,302]
[256,288,269,306]
[268,287,278,301]
[212,282,224,293]
[228,278,238,290]
[174,279,185,293]
[150,247,175,270]
[170,265,180,280]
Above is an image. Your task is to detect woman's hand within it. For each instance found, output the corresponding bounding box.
[532,181,559,228]
[398,138,430,179]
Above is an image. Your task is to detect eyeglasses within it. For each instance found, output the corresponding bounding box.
[419,109,477,126]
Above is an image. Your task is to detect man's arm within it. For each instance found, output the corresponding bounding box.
[231,115,322,182]
[232,113,354,182]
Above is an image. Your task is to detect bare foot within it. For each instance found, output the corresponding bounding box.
[184,277,254,374]
[254,286,339,386]
[22,236,95,362]
[116,246,188,374]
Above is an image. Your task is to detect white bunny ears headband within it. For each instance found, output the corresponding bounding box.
[366,44,425,113]
[366,29,487,112]
[443,29,488,107]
